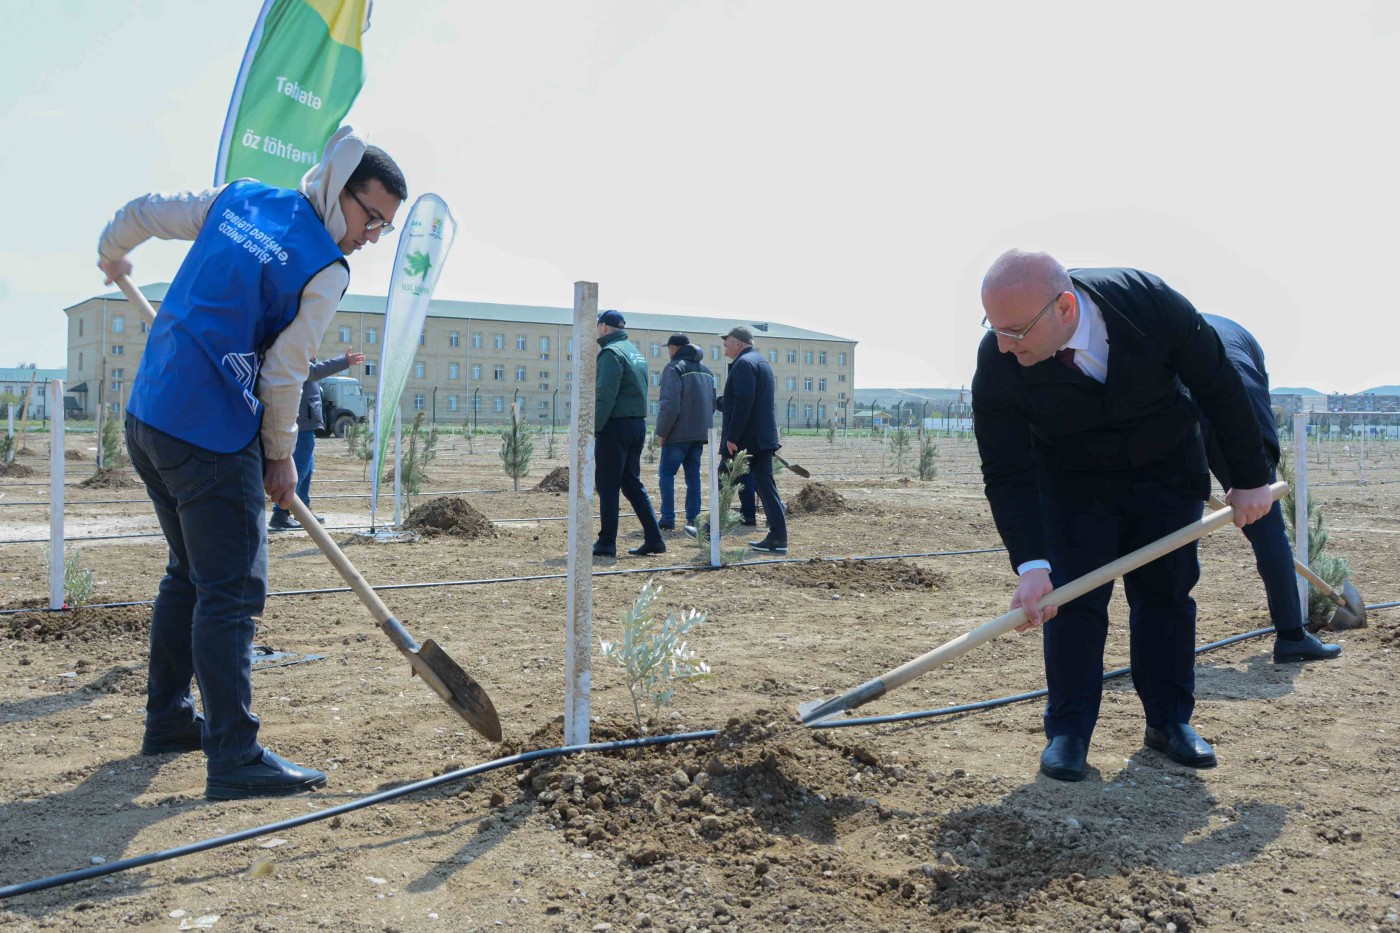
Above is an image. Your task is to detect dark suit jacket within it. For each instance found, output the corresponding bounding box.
[1196,314,1279,488]
[719,346,781,452]
[972,268,1270,569]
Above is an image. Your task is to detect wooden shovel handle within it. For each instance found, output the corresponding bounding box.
[114,276,415,643]
[1206,493,1345,606]
[874,481,1290,695]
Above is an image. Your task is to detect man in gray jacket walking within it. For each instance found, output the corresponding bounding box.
[654,334,716,530]
[269,348,364,531]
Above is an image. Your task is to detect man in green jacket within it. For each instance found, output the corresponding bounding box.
[594,310,665,557]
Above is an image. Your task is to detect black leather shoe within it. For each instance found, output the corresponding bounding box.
[141,716,205,755]
[682,525,698,539]
[268,513,300,532]
[1274,631,1342,662]
[657,522,676,531]
[1039,735,1088,782]
[740,519,758,527]
[628,541,667,556]
[206,748,328,800]
[748,539,787,554]
[592,543,616,557]
[1145,723,1217,768]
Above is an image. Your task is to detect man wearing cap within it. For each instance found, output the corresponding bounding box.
[594,310,666,557]
[654,334,716,531]
[717,326,788,553]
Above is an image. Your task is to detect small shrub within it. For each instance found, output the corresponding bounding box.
[694,450,750,565]
[100,413,124,468]
[918,435,938,480]
[401,410,439,509]
[889,427,912,474]
[499,404,534,492]
[1280,455,1353,624]
[598,578,711,737]
[45,546,96,608]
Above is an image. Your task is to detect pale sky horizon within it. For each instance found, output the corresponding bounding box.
[3,1,1397,393]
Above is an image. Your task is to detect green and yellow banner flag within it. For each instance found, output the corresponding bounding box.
[215,0,370,187]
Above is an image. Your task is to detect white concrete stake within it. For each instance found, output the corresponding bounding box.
[1359,413,1366,484]
[564,281,598,746]
[48,380,65,609]
[5,403,12,464]
[708,426,721,568]
[1293,413,1309,623]
[393,406,403,527]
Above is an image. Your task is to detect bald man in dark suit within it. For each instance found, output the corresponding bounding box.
[972,250,1274,782]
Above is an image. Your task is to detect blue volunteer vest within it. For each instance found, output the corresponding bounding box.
[128,180,346,452]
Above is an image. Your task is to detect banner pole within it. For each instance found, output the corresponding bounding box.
[708,427,721,568]
[564,282,598,747]
[1293,412,1309,623]
[393,406,403,527]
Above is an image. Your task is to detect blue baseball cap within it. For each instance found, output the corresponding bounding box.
[597,310,626,327]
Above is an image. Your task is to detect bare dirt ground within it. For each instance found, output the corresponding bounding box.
[2,431,1398,932]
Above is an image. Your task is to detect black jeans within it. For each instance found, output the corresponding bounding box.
[744,448,788,544]
[594,416,662,548]
[126,414,265,771]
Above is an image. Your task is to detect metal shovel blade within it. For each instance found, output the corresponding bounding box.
[410,638,503,741]
[1323,579,1368,631]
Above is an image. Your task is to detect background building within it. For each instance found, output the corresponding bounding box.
[0,367,67,419]
[1327,393,1400,413]
[63,284,857,428]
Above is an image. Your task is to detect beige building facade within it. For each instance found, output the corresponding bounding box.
[64,284,857,430]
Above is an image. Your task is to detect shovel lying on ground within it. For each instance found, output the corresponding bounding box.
[798,481,1289,726]
[776,455,811,478]
[1207,493,1367,631]
[114,275,502,741]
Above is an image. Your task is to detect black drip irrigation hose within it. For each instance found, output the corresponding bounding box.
[0,488,503,508]
[0,623,1292,900]
[0,547,1010,616]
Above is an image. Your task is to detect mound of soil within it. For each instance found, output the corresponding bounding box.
[79,468,139,489]
[764,558,947,593]
[0,461,37,477]
[786,482,848,515]
[3,605,151,644]
[535,465,569,492]
[65,448,86,461]
[403,495,496,540]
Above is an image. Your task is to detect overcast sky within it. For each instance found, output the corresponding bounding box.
[3,1,1397,392]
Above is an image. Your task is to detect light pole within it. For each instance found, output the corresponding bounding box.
[472,386,480,433]
[815,396,822,431]
[786,395,794,433]
[431,385,438,425]
[552,387,560,435]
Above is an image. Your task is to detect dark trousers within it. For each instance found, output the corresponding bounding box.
[1239,468,1303,632]
[658,440,703,525]
[270,428,315,520]
[126,414,264,771]
[595,416,662,548]
[743,448,787,544]
[1039,473,1203,741]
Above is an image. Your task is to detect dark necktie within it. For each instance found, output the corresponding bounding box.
[1054,347,1077,371]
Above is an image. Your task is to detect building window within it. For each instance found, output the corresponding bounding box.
[540,336,550,353]
[140,320,149,333]
[493,365,504,381]
[414,361,426,378]
[786,377,797,391]
[650,400,659,416]
[650,372,660,386]
[472,332,482,349]
[539,383,549,391]
[450,330,460,347]
[515,366,526,382]
[711,346,721,360]
[449,362,460,379]
[804,404,813,421]
[494,334,505,350]
[112,316,125,334]
[111,345,124,356]
[516,335,527,351]
[413,393,425,410]
[567,337,574,354]
[539,371,550,379]
[804,351,814,365]
[471,363,482,380]
[768,350,777,363]
[339,326,352,343]
[650,342,661,357]
[804,377,813,391]
[818,404,827,420]
[365,327,378,345]
[78,319,84,337]
[448,395,459,412]
[365,360,377,376]
[417,330,426,346]
[839,373,847,382]
[786,350,796,364]
[111,368,124,380]
[818,378,826,392]
[78,352,83,370]
[493,396,504,413]
[838,352,847,365]
[819,351,827,365]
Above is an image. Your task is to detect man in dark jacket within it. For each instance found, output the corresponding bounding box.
[654,333,716,530]
[594,310,665,557]
[1196,314,1338,661]
[973,250,1274,782]
[269,348,364,531]
[718,326,787,553]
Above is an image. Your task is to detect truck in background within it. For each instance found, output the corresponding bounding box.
[317,375,368,438]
